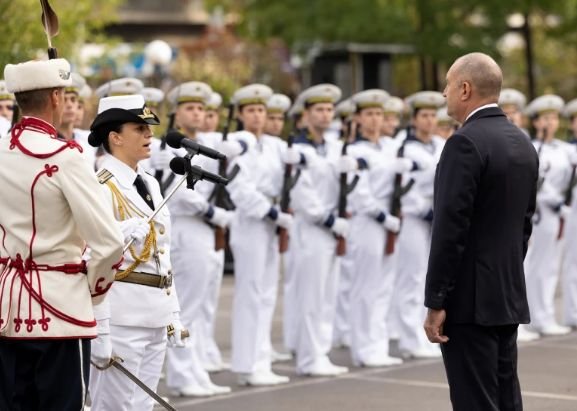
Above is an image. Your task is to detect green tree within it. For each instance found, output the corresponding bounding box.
[0,0,123,70]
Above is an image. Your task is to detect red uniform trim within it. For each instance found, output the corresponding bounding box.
[9,117,82,159]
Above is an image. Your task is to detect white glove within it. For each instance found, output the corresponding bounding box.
[338,155,358,173]
[275,211,293,230]
[167,312,188,348]
[331,217,349,237]
[208,207,233,228]
[391,158,414,174]
[384,214,401,233]
[120,218,149,245]
[560,204,572,219]
[217,140,243,159]
[150,148,173,170]
[91,319,112,367]
[569,150,577,166]
[282,147,301,165]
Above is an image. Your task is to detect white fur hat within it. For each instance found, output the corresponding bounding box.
[4,58,72,93]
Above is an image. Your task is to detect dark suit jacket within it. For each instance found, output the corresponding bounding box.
[424,106,538,326]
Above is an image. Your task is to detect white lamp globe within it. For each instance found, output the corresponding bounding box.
[145,40,172,66]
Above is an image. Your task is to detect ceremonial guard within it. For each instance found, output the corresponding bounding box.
[203,91,222,132]
[562,98,577,328]
[0,58,123,410]
[393,91,445,358]
[87,94,185,410]
[0,80,14,138]
[57,72,97,167]
[346,89,412,367]
[524,95,573,336]
[499,88,528,134]
[287,84,351,376]
[226,84,293,386]
[160,81,233,396]
[265,93,291,137]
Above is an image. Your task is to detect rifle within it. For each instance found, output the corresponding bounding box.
[336,121,359,256]
[212,103,237,251]
[385,126,415,255]
[532,127,547,225]
[278,134,301,253]
[558,146,577,240]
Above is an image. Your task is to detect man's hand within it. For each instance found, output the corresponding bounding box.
[424,308,449,343]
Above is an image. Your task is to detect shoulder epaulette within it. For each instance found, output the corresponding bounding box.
[97,169,113,184]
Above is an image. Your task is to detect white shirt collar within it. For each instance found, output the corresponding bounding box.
[465,103,499,122]
[101,153,144,190]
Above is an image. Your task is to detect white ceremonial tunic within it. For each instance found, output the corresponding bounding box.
[345,137,399,365]
[393,134,444,356]
[0,118,123,339]
[90,154,179,411]
[226,134,286,374]
[288,134,343,373]
[525,139,572,331]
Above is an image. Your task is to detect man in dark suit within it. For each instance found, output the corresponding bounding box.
[423,52,538,411]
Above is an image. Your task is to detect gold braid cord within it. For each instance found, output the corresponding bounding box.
[106,181,157,280]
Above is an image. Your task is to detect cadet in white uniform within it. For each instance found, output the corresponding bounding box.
[202,91,222,133]
[499,88,528,134]
[435,106,458,140]
[0,58,124,411]
[381,96,405,138]
[0,80,15,124]
[74,83,93,130]
[346,89,411,367]
[287,84,352,376]
[562,98,577,328]
[265,93,291,137]
[393,91,445,359]
[87,95,185,411]
[159,82,234,397]
[524,95,572,336]
[225,84,293,386]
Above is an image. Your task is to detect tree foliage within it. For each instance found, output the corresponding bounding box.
[0,0,123,70]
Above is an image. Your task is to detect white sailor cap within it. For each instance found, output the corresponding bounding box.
[78,84,92,101]
[65,73,87,95]
[525,94,565,118]
[232,84,273,107]
[206,92,223,111]
[382,96,405,115]
[564,98,577,119]
[167,81,212,107]
[436,107,454,124]
[351,89,390,111]
[95,77,144,99]
[4,58,72,93]
[406,91,445,112]
[0,80,14,101]
[288,94,305,117]
[335,98,355,119]
[267,93,291,114]
[298,83,341,107]
[141,87,165,106]
[499,88,526,110]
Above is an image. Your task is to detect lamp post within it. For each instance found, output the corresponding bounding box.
[144,40,173,88]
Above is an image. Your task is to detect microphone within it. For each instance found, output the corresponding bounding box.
[169,157,229,186]
[165,131,226,160]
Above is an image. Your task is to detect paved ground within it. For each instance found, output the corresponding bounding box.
[155,276,577,411]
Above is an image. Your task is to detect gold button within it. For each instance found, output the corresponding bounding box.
[159,248,165,254]
[159,227,165,235]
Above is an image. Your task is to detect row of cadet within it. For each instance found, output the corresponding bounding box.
[2,70,577,406]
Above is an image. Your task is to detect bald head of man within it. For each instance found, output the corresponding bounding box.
[443,52,503,123]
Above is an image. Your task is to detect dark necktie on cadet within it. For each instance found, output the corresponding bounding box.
[134,175,155,210]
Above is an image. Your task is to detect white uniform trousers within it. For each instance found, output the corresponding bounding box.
[283,227,298,352]
[394,216,438,354]
[349,215,397,365]
[525,207,564,330]
[563,215,577,326]
[333,251,353,347]
[230,216,280,373]
[200,249,226,368]
[89,326,166,411]
[166,216,216,388]
[292,219,341,373]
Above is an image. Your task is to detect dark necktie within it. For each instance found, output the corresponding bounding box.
[134,175,155,210]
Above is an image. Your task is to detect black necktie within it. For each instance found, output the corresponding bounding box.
[134,175,155,210]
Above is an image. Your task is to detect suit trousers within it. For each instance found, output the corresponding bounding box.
[0,338,90,411]
[441,323,523,411]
